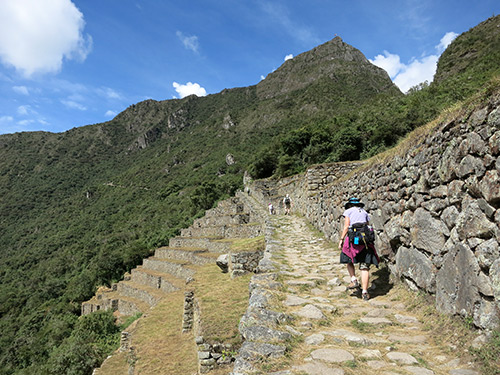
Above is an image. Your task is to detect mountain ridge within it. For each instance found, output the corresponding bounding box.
[256,36,400,99]
[1,15,500,375]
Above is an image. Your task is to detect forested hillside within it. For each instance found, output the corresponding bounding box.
[0,15,499,375]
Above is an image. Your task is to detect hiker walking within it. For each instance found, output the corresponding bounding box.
[268,203,275,215]
[283,194,292,215]
[338,198,379,301]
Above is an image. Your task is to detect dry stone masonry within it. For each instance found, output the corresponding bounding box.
[246,95,500,330]
[232,212,485,375]
[82,196,265,317]
[85,194,266,375]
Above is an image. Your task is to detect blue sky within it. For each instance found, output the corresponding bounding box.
[0,0,498,135]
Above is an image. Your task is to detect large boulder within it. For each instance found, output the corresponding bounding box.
[475,238,500,270]
[455,198,497,240]
[395,246,435,292]
[436,243,487,326]
[480,170,500,206]
[410,208,449,254]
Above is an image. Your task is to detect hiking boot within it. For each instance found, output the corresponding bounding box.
[347,280,359,289]
[362,292,370,301]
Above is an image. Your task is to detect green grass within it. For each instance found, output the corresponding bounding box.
[470,330,500,375]
[230,236,265,253]
[191,263,251,346]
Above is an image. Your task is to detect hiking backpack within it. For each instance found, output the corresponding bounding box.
[348,223,375,246]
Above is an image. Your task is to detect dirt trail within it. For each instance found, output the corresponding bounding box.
[270,214,479,375]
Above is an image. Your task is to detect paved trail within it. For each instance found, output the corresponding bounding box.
[270,214,479,375]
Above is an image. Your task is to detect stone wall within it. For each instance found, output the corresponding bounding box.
[246,96,500,329]
[232,217,291,375]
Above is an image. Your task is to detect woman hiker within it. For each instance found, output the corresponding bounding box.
[338,197,379,301]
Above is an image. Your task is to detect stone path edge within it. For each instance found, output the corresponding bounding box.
[232,214,289,375]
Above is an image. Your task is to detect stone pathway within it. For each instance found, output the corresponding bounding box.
[268,214,479,375]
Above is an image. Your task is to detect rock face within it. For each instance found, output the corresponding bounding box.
[256,36,400,100]
[247,99,500,329]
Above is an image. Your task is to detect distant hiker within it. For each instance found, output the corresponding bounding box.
[268,203,275,215]
[283,194,292,215]
[338,197,379,301]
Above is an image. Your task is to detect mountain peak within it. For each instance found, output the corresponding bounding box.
[256,36,399,100]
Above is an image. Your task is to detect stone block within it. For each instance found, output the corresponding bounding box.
[410,208,448,254]
[216,254,229,273]
[476,238,499,270]
[480,170,500,206]
[455,198,497,240]
[395,247,436,293]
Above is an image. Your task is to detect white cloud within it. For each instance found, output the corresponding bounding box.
[172,82,207,98]
[0,116,14,134]
[105,110,117,118]
[176,31,199,53]
[284,54,293,61]
[61,99,87,111]
[370,31,458,93]
[437,32,458,53]
[370,51,404,79]
[393,55,438,92]
[18,119,35,126]
[98,87,122,100]
[0,115,14,123]
[17,105,34,116]
[0,0,92,77]
[13,86,30,95]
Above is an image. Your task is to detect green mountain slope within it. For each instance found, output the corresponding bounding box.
[433,15,500,102]
[0,15,499,374]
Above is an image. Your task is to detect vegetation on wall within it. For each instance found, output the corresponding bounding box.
[0,15,499,375]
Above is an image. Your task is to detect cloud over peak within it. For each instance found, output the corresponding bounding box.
[370,31,458,92]
[172,82,207,98]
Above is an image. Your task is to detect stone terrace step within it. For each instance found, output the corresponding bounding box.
[154,247,214,265]
[205,197,245,217]
[224,223,263,238]
[206,239,233,253]
[115,295,148,316]
[168,237,214,249]
[81,289,150,316]
[181,223,263,239]
[116,280,166,307]
[142,257,196,279]
[81,294,114,315]
[130,266,185,292]
[235,191,268,222]
[192,213,250,228]
[181,225,226,238]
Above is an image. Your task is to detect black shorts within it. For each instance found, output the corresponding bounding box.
[340,246,379,267]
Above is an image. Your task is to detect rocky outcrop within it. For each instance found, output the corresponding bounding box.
[257,36,400,100]
[246,96,500,329]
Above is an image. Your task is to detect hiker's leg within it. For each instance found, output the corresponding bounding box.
[347,262,356,278]
[360,268,369,291]
[347,262,359,289]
